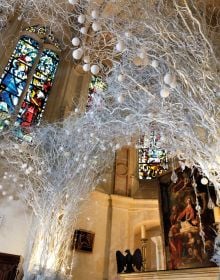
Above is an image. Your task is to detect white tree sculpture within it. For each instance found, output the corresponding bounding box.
[0,0,220,279]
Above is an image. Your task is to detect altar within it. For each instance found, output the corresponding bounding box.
[118,267,220,280]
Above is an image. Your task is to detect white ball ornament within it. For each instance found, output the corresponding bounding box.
[78,14,86,24]
[201,177,208,185]
[92,22,101,32]
[80,27,88,35]
[117,95,125,103]
[71,37,80,46]
[91,65,100,75]
[91,10,99,19]
[160,87,170,98]
[8,195,14,201]
[164,73,175,86]
[83,56,90,63]
[68,0,77,4]
[125,31,131,38]
[170,80,177,89]
[83,64,90,72]
[133,56,142,66]
[117,74,125,82]
[2,191,7,196]
[151,60,159,68]
[116,41,126,52]
[72,48,83,60]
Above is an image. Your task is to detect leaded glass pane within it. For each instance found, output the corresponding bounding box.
[138,132,168,180]
[15,49,59,137]
[87,76,107,110]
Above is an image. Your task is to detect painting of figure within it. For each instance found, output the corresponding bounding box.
[160,167,216,270]
[73,229,95,253]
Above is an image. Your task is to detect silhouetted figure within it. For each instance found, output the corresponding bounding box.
[116,249,142,273]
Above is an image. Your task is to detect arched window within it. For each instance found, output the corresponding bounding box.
[0,25,60,141]
[138,131,168,180]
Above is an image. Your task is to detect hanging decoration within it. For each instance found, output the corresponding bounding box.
[0,0,220,279]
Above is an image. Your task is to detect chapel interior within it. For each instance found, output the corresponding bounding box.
[0,1,220,280]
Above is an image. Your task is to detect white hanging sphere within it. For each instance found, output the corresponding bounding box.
[133,56,142,66]
[91,64,100,75]
[8,195,14,201]
[125,31,131,38]
[2,191,7,196]
[116,41,126,52]
[170,80,177,89]
[117,95,125,103]
[117,74,125,82]
[151,60,159,68]
[160,87,170,98]
[164,73,174,85]
[72,48,83,60]
[18,15,22,21]
[91,10,99,19]
[115,144,121,150]
[68,0,77,4]
[71,37,80,46]
[92,22,101,32]
[83,63,90,72]
[78,14,86,24]
[83,55,90,63]
[139,50,146,59]
[80,27,88,34]
[201,177,208,185]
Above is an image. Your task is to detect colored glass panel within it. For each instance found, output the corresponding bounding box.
[15,49,59,138]
[87,76,107,110]
[138,131,168,180]
[0,36,39,132]
[25,25,61,51]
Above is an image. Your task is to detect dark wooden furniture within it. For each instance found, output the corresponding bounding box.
[0,253,23,280]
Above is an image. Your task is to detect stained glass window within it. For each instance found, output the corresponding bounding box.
[15,49,59,140]
[87,76,107,110]
[25,25,61,51]
[0,28,60,142]
[138,131,168,180]
[0,36,39,132]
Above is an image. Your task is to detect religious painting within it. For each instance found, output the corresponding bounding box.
[73,229,95,253]
[159,167,216,270]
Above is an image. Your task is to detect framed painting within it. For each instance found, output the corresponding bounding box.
[73,229,95,253]
[159,167,216,270]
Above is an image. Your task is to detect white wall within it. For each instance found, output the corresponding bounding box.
[0,199,32,256]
